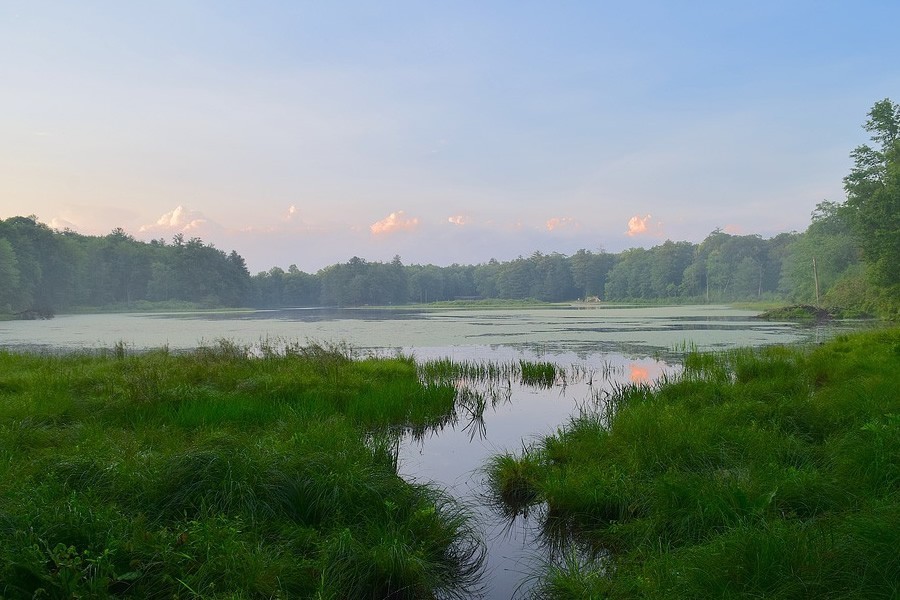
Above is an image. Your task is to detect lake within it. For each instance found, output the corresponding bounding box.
[0,305,858,598]
[0,304,829,356]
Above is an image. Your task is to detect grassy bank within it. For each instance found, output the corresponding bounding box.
[0,342,484,598]
[487,328,900,598]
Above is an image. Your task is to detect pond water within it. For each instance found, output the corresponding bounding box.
[0,304,830,355]
[0,305,862,598]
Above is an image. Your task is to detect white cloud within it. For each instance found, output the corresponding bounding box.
[139,205,208,234]
[49,217,78,231]
[370,211,420,236]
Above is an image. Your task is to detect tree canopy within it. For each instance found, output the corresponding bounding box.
[843,98,900,286]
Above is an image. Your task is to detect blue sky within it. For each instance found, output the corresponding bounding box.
[1,1,898,272]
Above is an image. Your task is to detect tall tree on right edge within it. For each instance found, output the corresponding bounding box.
[843,98,900,287]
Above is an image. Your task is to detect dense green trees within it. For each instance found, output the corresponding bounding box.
[0,217,252,313]
[312,256,412,307]
[245,234,813,307]
[779,202,860,304]
[0,238,22,312]
[601,234,785,303]
[843,98,899,295]
[838,99,900,316]
[407,264,476,304]
[0,216,75,312]
[570,249,615,298]
[0,216,876,313]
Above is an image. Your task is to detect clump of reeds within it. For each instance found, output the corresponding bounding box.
[518,360,558,388]
[484,452,542,515]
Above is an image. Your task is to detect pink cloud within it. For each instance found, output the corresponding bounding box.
[447,214,471,226]
[370,211,420,236]
[546,216,579,231]
[139,205,208,234]
[626,214,661,237]
[723,223,744,234]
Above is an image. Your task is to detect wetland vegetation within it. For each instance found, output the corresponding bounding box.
[2,319,895,599]
[487,328,900,598]
[0,305,894,598]
[0,342,495,598]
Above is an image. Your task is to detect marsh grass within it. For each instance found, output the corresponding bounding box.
[0,343,487,599]
[418,357,561,389]
[486,328,900,598]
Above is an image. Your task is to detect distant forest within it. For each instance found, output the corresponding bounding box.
[2,100,897,318]
[0,206,880,315]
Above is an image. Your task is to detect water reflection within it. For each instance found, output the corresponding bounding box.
[629,364,650,383]
[397,349,676,599]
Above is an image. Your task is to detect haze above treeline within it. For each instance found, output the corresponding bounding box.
[2,99,897,317]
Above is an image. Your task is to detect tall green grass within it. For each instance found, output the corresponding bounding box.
[418,357,560,388]
[0,342,484,598]
[486,328,900,598]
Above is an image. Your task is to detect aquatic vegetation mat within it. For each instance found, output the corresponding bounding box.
[487,328,900,598]
[0,342,484,599]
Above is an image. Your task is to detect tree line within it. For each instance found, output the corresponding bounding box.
[0,214,874,314]
[2,99,897,317]
[0,221,252,314]
[247,222,856,309]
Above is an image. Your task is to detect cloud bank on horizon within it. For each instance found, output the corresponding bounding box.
[1,1,898,272]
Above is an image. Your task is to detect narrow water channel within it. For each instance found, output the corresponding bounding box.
[397,345,675,599]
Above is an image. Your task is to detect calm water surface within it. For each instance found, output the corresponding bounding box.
[0,305,859,598]
[0,304,825,355]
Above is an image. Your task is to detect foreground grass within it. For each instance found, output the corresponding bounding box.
[487,328,900,598]
[0,342,483,599]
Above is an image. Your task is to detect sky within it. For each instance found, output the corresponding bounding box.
[1,1,898,273]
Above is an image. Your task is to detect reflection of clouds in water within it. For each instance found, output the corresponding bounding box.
[629,360,671,384]
[629,364,650,383]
